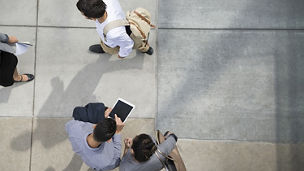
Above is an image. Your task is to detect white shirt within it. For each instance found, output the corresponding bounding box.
[96,0,134,57]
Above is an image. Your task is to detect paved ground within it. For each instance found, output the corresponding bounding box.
[1,0,304,171]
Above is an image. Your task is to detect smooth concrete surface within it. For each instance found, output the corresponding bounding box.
[178,139,304,171]
[1,0,304,170]
[30,118,154,171]
[0,117,32,171]
[38,0,94,28]
[158,0,304,29]
[34,27,156,118]
[0,26,36,116]
[0,0,37,26]
[157,29,304,142]
[38,0,157,27]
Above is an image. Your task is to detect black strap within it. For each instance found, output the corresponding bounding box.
[125,26,132,36]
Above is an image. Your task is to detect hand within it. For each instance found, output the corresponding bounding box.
[124,138,133,148]
[115,114,124,134]
[104,107,112,118]
[8,36,18,44]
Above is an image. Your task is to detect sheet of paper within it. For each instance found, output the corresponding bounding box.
[14,42,32,56]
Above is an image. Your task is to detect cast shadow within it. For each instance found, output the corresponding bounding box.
[274,32,304,171]
[0,83,26,103]
[11,52,146,170]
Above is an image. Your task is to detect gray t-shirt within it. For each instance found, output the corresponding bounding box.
[119,136,177,171]
[65,120,121,171]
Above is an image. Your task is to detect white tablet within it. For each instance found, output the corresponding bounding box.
[109,98,135,122]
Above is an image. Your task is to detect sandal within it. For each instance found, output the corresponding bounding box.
[14,74,35,82]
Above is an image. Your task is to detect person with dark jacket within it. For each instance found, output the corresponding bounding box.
[0,33,34,87]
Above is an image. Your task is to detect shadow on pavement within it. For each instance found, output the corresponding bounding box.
[274,31,304,171]
[10,52,145,170]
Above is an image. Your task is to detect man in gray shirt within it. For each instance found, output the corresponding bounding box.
[65,114,124,171]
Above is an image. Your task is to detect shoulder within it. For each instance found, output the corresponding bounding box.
[65,120,91,135]
[120,151,136,170]
[65,120,81,129]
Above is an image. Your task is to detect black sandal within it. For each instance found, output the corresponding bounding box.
[14,74,35,82]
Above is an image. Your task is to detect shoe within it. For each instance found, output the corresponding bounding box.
[14,74,35,82]
[144,47,154,55]
[89,44,105,53]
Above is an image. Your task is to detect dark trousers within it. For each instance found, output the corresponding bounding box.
[0,51,18,87]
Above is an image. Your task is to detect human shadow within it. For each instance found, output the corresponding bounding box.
[11,52,146,170]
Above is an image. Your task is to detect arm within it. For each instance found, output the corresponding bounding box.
[123,138,132,156]
[109,114,125,167]
[158,135,177,156]
[65,120,82,153]
[109,31,134,58]
[111,134,122,168]
[65,120,74,133]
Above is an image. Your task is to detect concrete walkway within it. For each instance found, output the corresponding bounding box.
[1,0,304,170]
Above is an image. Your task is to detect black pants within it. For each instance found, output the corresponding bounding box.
[0,51,18,87]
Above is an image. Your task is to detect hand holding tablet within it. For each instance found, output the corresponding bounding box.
[115,114,124,134]
[109,98,135,123]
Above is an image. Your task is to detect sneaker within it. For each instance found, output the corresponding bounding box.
[89,44,105,53]
[144,47,154,55]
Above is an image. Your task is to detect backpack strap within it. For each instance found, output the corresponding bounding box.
[103,19,129,41]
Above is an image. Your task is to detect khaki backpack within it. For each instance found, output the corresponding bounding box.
[103,7,155,52]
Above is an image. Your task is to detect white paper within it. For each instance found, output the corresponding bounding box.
[14,42,32,56]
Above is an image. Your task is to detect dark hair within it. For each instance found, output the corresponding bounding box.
[93,118,116,142]
[131,134,157,162]
[76,0,107,18]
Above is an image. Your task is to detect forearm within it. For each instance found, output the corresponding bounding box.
[118,47,132,57]
[117,34,134,57]
[112,134,122,156]
[123,146,129,156]
[109,134,122,169]
[158,136,177,155]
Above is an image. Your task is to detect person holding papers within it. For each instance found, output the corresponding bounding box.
[0,33,34,87]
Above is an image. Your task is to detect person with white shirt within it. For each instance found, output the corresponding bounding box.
[76,0,154,58]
